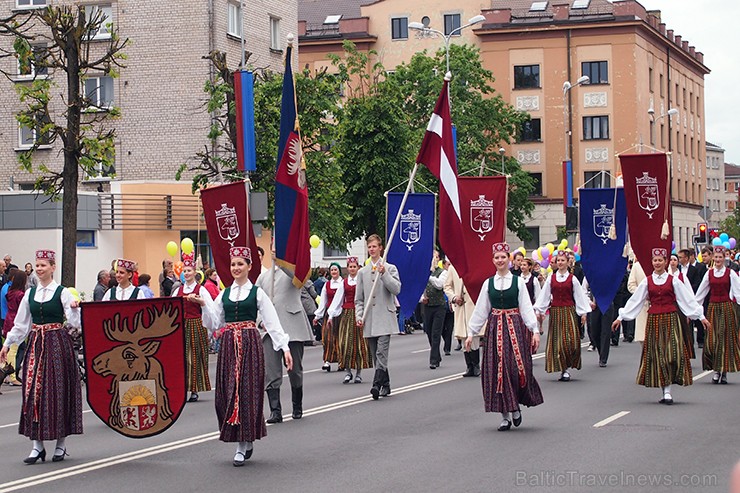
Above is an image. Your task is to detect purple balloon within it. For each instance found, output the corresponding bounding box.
[730,238,737,249]
[671,241,676,250]
[540,258,549,269]
[540,246,549,258]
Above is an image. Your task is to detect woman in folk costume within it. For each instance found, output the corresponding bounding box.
[627,257,648,342]
[534,250,591,381]
[172,253,213,402]
[313,262,342,373]
[0,250,82,464]
[104,258,147,300]
[332,257,372,384]
[444,261,481,377]
[694,245,740,384]
[200,247,292,466]
[466,243,543,431]
[668,253,696,359]
[612,248,709,404]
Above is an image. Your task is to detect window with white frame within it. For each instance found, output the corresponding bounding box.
[443,13,461,36]
[85,5,113,40]
[16,0,47,8]
[227,2,242,37]
[84,75,114,110]
[270,16,280,50]
[18,114,51,148]
[17,45,48,78]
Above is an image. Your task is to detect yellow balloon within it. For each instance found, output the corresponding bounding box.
[181,237,194,255]
[309,234,321,248]
[166,241,178,257]
[557,244,566,251]
[518,246,526,255]
[561,239,568,247]
[438,260,444,269]
[546,243,555,254]
[546,266,553,273]
[697,253,703,263]
[67,287,80,301]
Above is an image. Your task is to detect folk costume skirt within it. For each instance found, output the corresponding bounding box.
[215,322,266,442]
[481,308,542,413]
[637,312,693,388]
[321,315,341,364]
[20,323,83,440]
[545,306,582,373]
[704,301,740,373]
[185,317,212,393]
[337,308,372,370]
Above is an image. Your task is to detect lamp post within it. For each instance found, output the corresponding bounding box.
[649,106,679,240]
[562,75,589,208]
[409,14,486,75]
[499,147,506,174]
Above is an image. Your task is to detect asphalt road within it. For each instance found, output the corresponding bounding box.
[0,330,737,492]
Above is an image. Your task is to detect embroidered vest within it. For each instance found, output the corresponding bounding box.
[29,286,64,325]
[424,267,445,306]
[177,283,203,319]
[709,268,732,303]
[487,276,519,310]
[223,285,258,323]
[647,275,677,314]
[550,273,575,307]
[342,278,356,309]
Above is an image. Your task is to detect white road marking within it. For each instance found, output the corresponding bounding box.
[593,410,630,428]
[411,348,430,353]
[694,370,714,380]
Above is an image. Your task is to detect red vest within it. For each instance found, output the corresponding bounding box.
[550,273,575,307]
[342,278,356,309]
[326,279,338,308]
[709,268,732,303]
[177,283,202,319]
[647,275,676,314]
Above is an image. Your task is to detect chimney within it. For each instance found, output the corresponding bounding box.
[658,23,666,34]
[696,52,704,64]
[682,40,689,52]
[666,29,674,41]
[673,34,682,47]
[553,3,569,20]
[488,8,511,24]
[689,46,695,56]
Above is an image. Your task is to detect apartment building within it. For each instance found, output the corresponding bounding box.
[705,141,724,228]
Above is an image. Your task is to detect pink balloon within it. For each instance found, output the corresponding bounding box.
[573,245,579,253]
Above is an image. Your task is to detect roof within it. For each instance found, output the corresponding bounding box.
[490,0,616,22]
[706,141,724,152]
[298,0,375,26]
[725,163,740,177]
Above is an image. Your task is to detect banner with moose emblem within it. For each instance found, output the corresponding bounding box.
[82,298,186,438]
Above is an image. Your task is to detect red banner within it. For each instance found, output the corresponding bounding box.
[619,153,671,273]
[82,297,186,438]
[457,176,508,303]
[201,181,262,285]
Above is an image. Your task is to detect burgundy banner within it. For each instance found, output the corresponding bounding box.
[82,297,185,438]
[457,176,508,303]
[619,153,672,273]
[201,181,262,285]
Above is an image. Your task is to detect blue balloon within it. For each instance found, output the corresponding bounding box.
[712,237,722,246]
[180,272,185,283]
[574,253,581,262]
[723,241,731,249]
[720,233,729,242]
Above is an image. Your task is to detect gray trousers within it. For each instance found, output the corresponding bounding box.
[263,337,304,390]
[366,335,391,371]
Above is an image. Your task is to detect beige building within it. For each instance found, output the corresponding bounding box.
[724,163,740,215]
[0,0,296,293]
[705,141,724,228]
[299,0,709,250]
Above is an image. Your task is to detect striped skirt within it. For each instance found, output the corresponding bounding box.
[215,322,266,442]
[20,325,83,440]
[703,301,740,373]
[481,309,543,413]
[545,306,582,373]
[321,315,341,363]
[185,318,212,393]
[637,312,693,387]
[337,308,372,370]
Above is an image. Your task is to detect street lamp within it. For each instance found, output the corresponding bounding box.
[648,106,679,239]
[499,147,506,174]
[409,14,486,75]
[562,75,589,207]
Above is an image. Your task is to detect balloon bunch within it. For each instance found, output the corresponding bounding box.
[165,238,196,277]
[529,238,581,273]
[710,232,736,250]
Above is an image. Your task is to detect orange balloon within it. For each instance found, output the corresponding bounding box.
[174,261,184,276]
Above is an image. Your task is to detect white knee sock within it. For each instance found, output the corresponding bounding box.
[355,369,362,378]
[662,385,672,397]
[501,412,511,421]
[512,409,521,420]
[55,437,66,451]
[236,442,247,455]
[31,440,43,455]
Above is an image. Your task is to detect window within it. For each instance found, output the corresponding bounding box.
[84,76,114,110]
[77,230,96,248]
[16,0,47,8]
[691,138,694,158]
[650,121,655,146]
[584,171,610,189]
[649,67,653,92]
[444,14,461,36]
[17,45,48,78]
[660,123,665,148]
[583,116,609,140]
[529,172,542,196]
[270,16,280,50]
[683,88,687,108]
[391,17,408,40]
[227,2,241,37]
[582,61,608,84]
[87,155,115,181]
[524,226,540,250]
[323,244,348,257]
[660,74,664,97]
[514,65,540,89]
[85,5,112,40]
[18,114,51,148]
[519,119,541,142]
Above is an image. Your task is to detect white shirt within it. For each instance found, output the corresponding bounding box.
[617,271,706,322]
[421,269,449,302]
[533,270,592,316]
[202,280,290,352]
[519,272,541,302]
[314,277,342,319]
[467,273,538,336]
[694,266,740,306]
[104,284,147,301]
[4,281,80,347]
[170,280,215,328]
[328,275,357,318]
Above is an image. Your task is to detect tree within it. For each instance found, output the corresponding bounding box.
[719,208,740,242]
[0,6,127,287]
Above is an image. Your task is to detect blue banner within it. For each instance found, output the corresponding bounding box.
[386,192,436,319]
[579,188,628,313]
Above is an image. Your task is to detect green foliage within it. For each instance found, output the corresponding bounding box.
[719,209,740,241]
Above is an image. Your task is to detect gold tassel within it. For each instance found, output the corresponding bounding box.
[660,220,670,240]
[608,223,617,241]
[622,242,630,258]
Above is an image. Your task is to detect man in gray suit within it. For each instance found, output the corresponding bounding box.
[257,263,314,422]
[355,234,402,400]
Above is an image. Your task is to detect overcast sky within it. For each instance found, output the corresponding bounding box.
[643,0,740,164]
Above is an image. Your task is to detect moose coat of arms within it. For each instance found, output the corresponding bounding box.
[82,298,186,438]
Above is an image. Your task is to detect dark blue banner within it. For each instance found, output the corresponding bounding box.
[579,188,628,313]
[386,192,436,319]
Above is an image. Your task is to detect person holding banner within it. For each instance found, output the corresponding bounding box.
[444,262,481,377]
[172,253,213,403]
[0,250,82,464]
[611,248,709,404]
[104,259,147,301]
[422,250,449,370]
[694,246,740,384]
[313,262,342,373]
[199,246,292,466]
[534,250,591,381]
[465,243,543,431]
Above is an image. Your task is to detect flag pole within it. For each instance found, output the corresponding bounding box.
[361,162,421,323]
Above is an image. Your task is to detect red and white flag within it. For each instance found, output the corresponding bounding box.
[416,80,467,279]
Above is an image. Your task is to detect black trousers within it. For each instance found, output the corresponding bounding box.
[442,309,454,353]
[588,305,616,365]
[423,304,446,365]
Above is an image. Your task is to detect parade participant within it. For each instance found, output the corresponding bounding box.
[510,250,524,277]
[519,258,541,305]
[668,253,695,359]
[611,248,709,404]
[0,250,82,464]
[466,243,542,431]
[313,262,342,372]
[422,250,449,370]
[627,258,648,343]
[330,257,371,384]
[173,253,213,402]
[2,270,27,386]
[200,246,292,466]
[104,259,147,300]
[534,250,591,381]
[694,246,740,384]
[355,234,401,400]
[444,261,480,377]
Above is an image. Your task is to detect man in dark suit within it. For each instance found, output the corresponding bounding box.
[679,248,706,349]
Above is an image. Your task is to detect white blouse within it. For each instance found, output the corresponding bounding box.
[202,280,290,352]
[617,271,706,322]
[4,281,80,347]
[327,275,357,318]
[694,266,740,306]
[519,273,542,302]
[467,273,539,336]
[314,278,343,319]
[533,270,592,317]
[103,284,147,300]
[171,280,215,328]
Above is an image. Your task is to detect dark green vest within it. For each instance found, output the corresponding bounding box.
[424,267,445,306]
[488,276,519,310]
[223,285,259,323]
[29,285,65,324]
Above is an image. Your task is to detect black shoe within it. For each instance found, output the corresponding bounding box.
[265,389,282,423]
[343,374,353,384]
[429,364,438,369]
[599,362,607,368]
[370,386,380,400]
[659,396,674,405]
[720,374,728,384]
[52,447,67,462]
[444,351,451,356]
[291,387,303,419]
[233,451,246,467]
[497,419,512,431]
[188,392,199,402]
[321,363,331,372]
[472,365,481,377]
[712,373,720,384]
[455,342,462,351]
[625,337,634,343]
[24,448,46,464]
[354,375,362,384]
[379,386,391,397]
[512,411,522,427]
